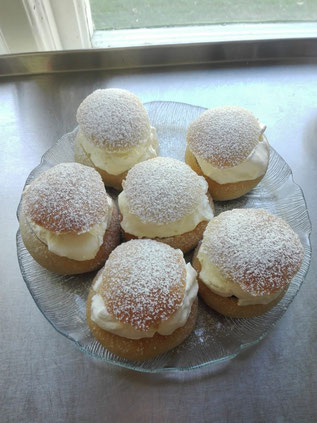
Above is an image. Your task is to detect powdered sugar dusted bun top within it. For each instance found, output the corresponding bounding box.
[76,89,151,152]
[122,157,209,225]
[99,239,186,331]
[187,106,264,168]
[22,163,110,233]
[200,209,304,296]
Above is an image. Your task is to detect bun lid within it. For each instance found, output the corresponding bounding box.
[98,239,187,332]
[122,157,208,225]
[22,163,110,233]
[76,88,151,152]
[187,106,264,168]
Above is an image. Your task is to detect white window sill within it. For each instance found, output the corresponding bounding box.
[92,22,317,49]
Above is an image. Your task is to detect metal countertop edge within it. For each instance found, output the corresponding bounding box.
[0,37,316,77]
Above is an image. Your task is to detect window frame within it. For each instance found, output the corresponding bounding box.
[0,0,93,54]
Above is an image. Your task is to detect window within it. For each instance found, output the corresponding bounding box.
[91,0,317,30]
[91,0,317,48]
[0,0,317,54]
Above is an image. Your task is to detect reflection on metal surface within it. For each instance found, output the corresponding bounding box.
[0,38,317,77]
[1,51,317,420]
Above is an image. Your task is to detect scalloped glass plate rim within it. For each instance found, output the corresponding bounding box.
[16,100,312,373]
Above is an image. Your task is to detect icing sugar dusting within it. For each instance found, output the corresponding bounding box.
[101,239,186,331]
[187,106,262,168]
[200,209,304,295]
[76,89,151,151]
[123,157,208,224]
[23,163,109,233]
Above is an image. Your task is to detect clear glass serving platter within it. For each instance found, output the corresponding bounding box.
[16,101,312,373]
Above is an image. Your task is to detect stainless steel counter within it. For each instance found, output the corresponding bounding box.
[1,47,316,422]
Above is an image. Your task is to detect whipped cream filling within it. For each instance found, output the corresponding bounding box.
[196,133,270,185]
[76,127,158,175]
[27,197,113,261]
[118,191,213,238]
[197,250,281,306]
[91,262,198,339]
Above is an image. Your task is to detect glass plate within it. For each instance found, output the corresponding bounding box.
[16,101,312,373]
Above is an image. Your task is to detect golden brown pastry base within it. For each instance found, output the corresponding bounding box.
[122,220,207,254]
[192,247,287,318]
[74,138,127,190]
[86,291,198,361]
[19,205,121,275]
[185,147,266,201]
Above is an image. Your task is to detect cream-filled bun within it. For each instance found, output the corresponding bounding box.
[186,106,270,201]
[20,163,120,275]
[74,88,159,190]
[86,239,198,361]
[192,209,304,318]
[118,157,214,253]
